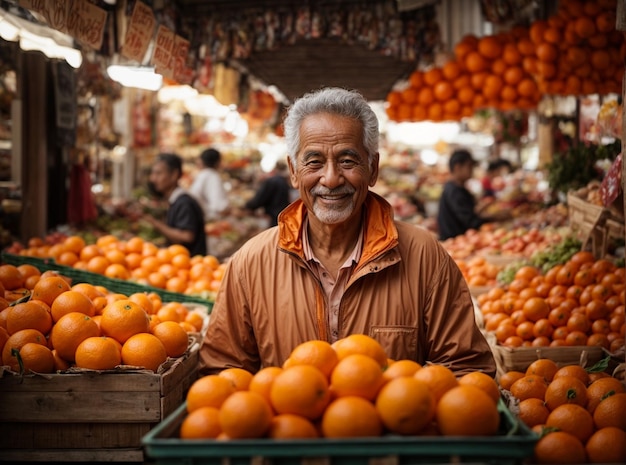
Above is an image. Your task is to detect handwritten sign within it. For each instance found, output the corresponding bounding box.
[66,0,107,51]
[151,25,175,78]
[171,34,192,84]
[19,0,106,50]
[121,0,156,63]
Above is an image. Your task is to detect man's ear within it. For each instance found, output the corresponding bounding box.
[287,156,299,189]
[369,153,380,187]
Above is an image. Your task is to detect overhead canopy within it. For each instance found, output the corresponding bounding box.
[235,38,416,103]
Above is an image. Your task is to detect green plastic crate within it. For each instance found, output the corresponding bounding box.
[142,401,538,465]
[1,253,214,310]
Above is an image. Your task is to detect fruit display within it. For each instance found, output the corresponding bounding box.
[478,252,625,354]
[4,234,226,299]
[0,264,208,375]
[181,335,504,440]
[386,0,623,122]
[499,360,626,464]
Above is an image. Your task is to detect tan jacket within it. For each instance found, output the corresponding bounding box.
[199,192,495,377]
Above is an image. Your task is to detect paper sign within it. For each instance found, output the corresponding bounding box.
[121,0,156,63]
[67,0,107,50]
[600,153,623,207]
[171,34,191,84]
[151,25,175,77]
[19,0,69,32]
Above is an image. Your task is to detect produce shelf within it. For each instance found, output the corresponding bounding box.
[1,252,214,310]
[142,400,537,465]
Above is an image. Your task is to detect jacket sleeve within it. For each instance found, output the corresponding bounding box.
[198,255,261,375]
[422,248,496,377]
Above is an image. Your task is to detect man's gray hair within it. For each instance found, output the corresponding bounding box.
[283,87,379,167]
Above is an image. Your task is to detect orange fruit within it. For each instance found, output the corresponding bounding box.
[284,339,339,378]
[120,332,167,372]
[1,328,47,366]
[547,403,595,443]
[413,364,458,402]
[517,398,549,428]
[180,406,222,439]
[498,371,525,391]
[382,359,422,382]
[545,375,589,410]
[50,290,96,322]
[219,391,273,439]
[522,297,550,322]
[74,336,121,370]
[51,348,70,371]
[49,312,100,362]
[5,301,52,335]
[331,334,388,368]
[478,35,502,59]
[71,282,105,301]
[321,396,383,438]
[436,385,500,436]
[32,276,72,306]
[186,374,237,412]
[593,392,626,430]
[0,264,25,290]
[458,371,501,404]
[4,341,54,374]
[249,366,283,404]
[268,413,319,439]
[586,377,626,414]
[104,263,130,280]
[526,358,559,383]
[510,375,548,401]
[152,321,189,358]
[585,427,626,464]
[100,299,150,344]
[330,353,384,401]
[270,365,330,420]
[184,311,204,332]
[534,431,586,464]
[553,364,590,385]
[375,376,435,434]
[86,256,111,275]
[218,367,254,391]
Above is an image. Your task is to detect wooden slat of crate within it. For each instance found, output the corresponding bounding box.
[0,447,144,462]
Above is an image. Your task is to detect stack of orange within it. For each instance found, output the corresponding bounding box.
[478,252,625,352]
[13,234,225,295]
[500,359,626,463]
[456,255,502,288]
[0,267,207,375]
[180,334,502,440]
[529,0,623,96]
[385,0,623,123]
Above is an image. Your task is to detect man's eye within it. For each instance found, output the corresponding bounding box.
[340,159,358,167]
[305,160,323,167]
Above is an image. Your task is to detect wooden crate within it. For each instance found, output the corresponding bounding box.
[0,342,199,462]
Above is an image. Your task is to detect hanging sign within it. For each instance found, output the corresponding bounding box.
[170,34,193,84]
[18,0,106,50]
[151,24,175,78]
[121,0,156,63]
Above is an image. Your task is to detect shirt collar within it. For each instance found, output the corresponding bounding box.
[168,186,185,204]
[302,216,364,268]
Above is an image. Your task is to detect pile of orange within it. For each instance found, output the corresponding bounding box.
[456,255,502,287]
[478,252,625,353]
[386,0,623,122]
[500,359,626,463]
[12,234,225,295]
[0,265,207,375]
[181,334,502,440]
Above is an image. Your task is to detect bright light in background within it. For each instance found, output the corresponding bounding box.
[258,139,288,172]
[0,18,19,41]
[386,121,461,147]
[157,85,198,104]
[107,65,163,91]
[420,149,439,165]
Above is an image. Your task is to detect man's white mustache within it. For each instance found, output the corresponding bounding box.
[311,187,355,196]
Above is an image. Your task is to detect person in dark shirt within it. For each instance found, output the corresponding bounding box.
[437,149,508,241]
[244,160,292,227]
[143,153,207,256]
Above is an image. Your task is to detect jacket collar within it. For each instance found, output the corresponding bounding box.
[278,191,399,266]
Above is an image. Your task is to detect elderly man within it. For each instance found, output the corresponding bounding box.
[199,87,495,377]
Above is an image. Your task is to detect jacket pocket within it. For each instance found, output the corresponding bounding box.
[369,325,418,362]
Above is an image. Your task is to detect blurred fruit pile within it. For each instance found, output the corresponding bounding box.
[499,360,626,464]
[5,234,225,297]
[0,264,208,375]
[180,335,503,440]
[386,0,623,122]
[478,252,625,353]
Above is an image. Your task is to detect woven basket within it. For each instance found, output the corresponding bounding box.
[492,344,605,374]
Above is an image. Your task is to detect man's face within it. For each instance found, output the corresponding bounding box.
[455,161,474,182]
[149,160,178,195]
[288,113,379,225]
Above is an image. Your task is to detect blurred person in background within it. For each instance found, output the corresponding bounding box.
[243,160,293,227]
[189,148,230,222]
[143,153,207,256]
[437,149,509,241]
